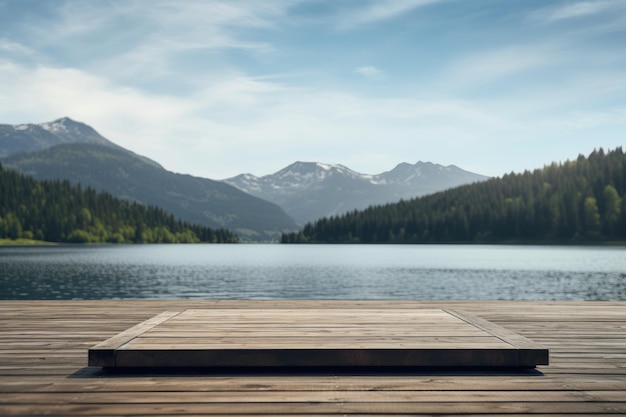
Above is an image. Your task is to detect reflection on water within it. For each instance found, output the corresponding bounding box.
[1,244,625,300]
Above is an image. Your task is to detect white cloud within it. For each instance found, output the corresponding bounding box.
[0,62,192,147]
[0,57,520,178]
[445,44,562,89]
[339,0,447,28]
[21,1,287,85]
[355,66,386,80]
[551,108,626,129]
[0,39,33,55]
[532,0,626,23]
[50,1,287,38]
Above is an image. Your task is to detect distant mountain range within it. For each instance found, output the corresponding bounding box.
[224,161,489,225]
[1,118,297,241]
[1,117,489,239]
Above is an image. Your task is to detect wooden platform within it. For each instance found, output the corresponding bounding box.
[89,308,548,369]
[1,300,625,416]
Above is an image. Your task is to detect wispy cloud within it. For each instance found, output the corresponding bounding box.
[531,0,626,23]
[339,0,447,28]
[0,56,516,177]
[355,66,386,80]
[549,108,626,129]
[21,1,288,84]
[49,1,286,38]
[0,39,33,55]
[0,62,191,125]
[444,44,562,89]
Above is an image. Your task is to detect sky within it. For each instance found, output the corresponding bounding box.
[1,0,625,179]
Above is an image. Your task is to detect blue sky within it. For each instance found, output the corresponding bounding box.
[1,0,625,179]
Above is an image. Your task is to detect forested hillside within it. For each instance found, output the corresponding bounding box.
[282,148,626,244]
[0,163,238,243]
[3,142,297,241]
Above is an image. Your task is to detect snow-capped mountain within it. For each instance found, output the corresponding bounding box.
[1,117,164,169]
[223,161,489,225]
[0,117,117,158]
[234,162,367,194]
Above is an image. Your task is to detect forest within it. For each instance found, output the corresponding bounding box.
[0,163,239,243]
[282,148,626,244]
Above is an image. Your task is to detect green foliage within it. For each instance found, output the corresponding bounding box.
[583,197,601,239]
[282,148,626,244]
[602,185,622,237]
[0,162,239,244]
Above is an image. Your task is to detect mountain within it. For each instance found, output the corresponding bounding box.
[1,117,115,156]
[1,119,297,241]
[223,161,489,225]
[282,148,626,244]
[0,117,162,168]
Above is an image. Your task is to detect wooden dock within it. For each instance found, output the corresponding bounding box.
[1,300,625,416]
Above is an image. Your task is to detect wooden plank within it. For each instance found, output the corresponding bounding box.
[1,401,625,415]
[5,374,625,393]
[0,389,612,404]
[88,311,181,367]
[446,309,549,366]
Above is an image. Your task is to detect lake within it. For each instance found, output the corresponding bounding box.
[1,244,625,300]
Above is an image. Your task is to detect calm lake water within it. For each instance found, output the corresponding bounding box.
[1,244,625,300]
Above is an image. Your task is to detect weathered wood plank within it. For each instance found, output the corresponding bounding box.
[0,390,612,403]
[1,401,625,415]
[88,311,181,367]
[4,375,625,392]
[446,309,549,366]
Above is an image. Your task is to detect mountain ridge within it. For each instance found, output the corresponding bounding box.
[224,160,489,225]
[1,117,163,169]
[2,117,115,155]
[1,118,297,241]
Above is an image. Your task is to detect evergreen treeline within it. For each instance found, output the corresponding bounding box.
[282,148,626,244]
[0,163,239,243]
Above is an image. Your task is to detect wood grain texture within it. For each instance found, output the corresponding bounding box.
[88,310,182,367]
[1,300,625,416]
